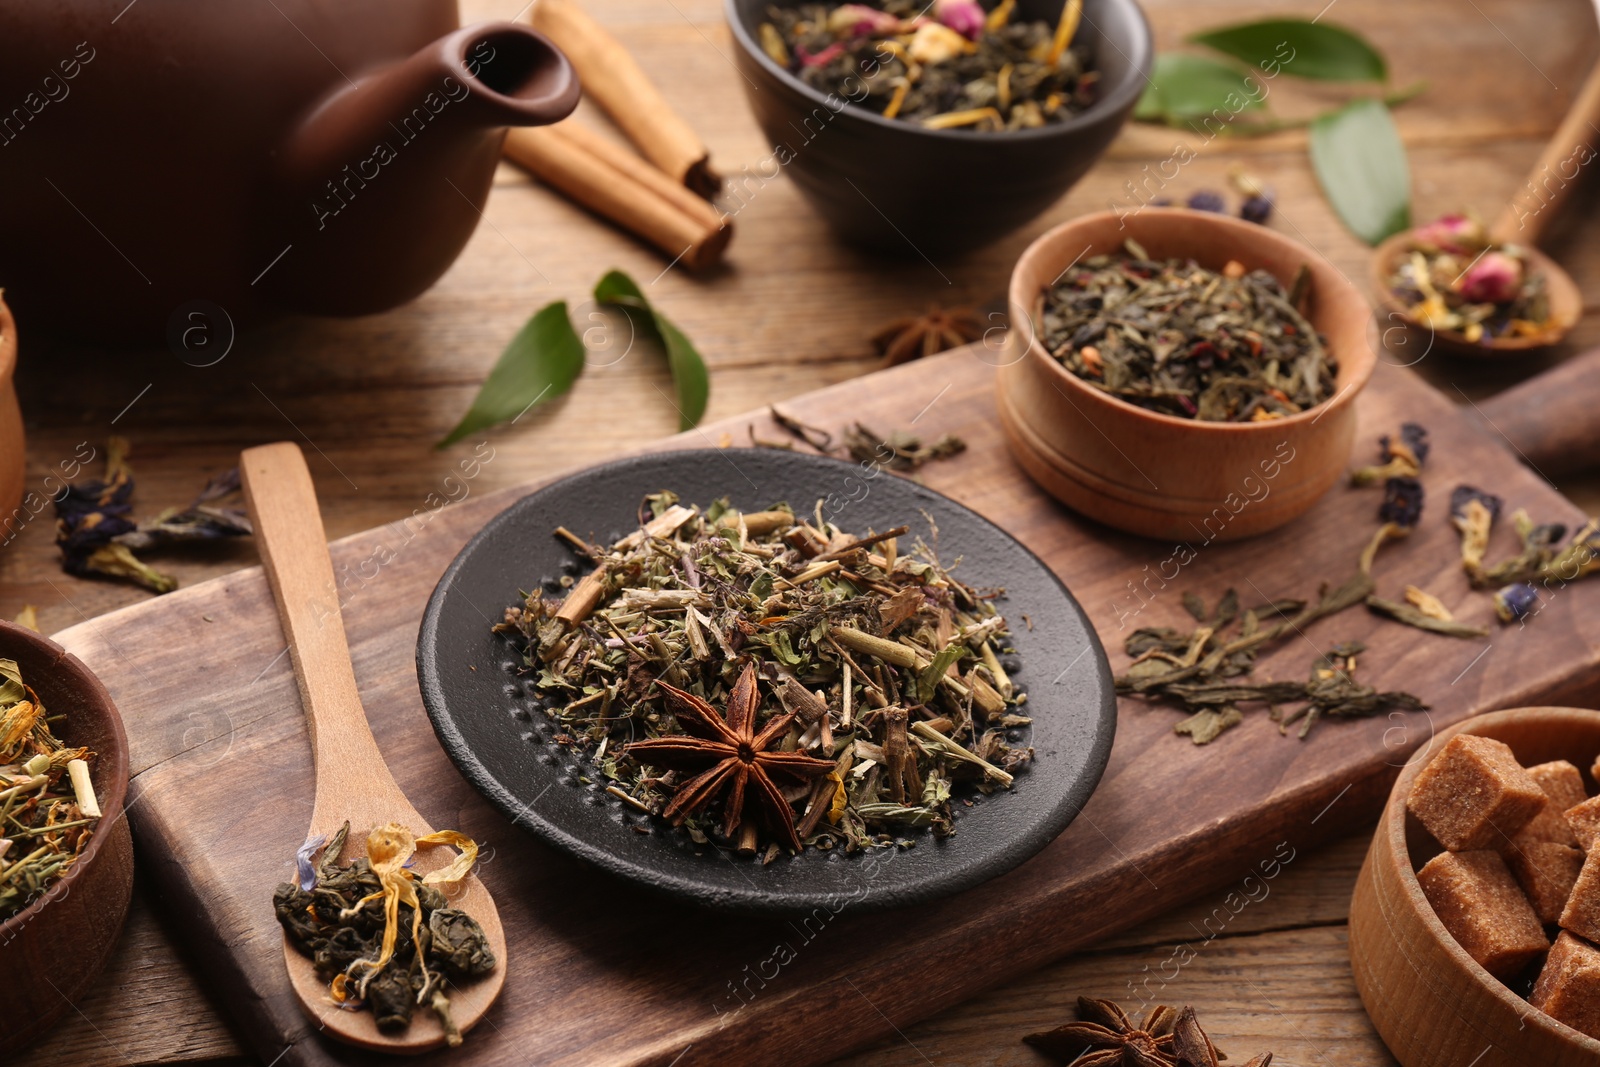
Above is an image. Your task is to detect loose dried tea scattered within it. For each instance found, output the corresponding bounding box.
[55,438,250,594]
[1039,244,1333,421]
[763,0,1098,131]
[758,409,967,473]
[0,658,100,922]
[1386,214,1554,344]
[274,821,492,1044]
[1023,996,1272,1067]
[1119,530,1427,744]
[494,491,1030,856]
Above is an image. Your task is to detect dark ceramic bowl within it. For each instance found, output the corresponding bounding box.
[0,620,133,1051]
[418,449,1116,914]
[724,0,1152,253]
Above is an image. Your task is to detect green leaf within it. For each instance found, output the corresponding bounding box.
[437,301,584,447]
[1191,19,1386,83]
[594,270,709,430]
[1135,54,1266,125]
[1309,99,1412,245]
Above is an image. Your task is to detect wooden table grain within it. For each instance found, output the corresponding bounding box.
[10,0,1600,1062]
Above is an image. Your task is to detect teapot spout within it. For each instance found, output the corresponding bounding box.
[268,22,579,316]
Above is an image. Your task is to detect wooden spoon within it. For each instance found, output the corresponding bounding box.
[1370,61,1600,357]
[241,441,506,1053]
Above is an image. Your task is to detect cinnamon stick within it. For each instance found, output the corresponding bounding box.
[529,0,721,196]
[502,123,731,272]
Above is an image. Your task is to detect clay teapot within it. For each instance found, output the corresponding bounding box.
[0,1,578,343]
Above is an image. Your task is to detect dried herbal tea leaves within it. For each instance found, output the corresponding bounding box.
[494,491,1031,856]
[1388,215,1554,344]
[0,658,100,922]
[274,822,491,1045]
[1039,248,1334,421]
[762,0,1098,131]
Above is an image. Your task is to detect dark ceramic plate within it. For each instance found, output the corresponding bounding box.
[417,450,1115,913]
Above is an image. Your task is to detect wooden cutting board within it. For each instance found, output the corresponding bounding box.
[53,349,1600,1067]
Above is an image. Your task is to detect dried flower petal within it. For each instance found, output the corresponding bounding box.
[1457,250,1524,305]
[933,0,986,39]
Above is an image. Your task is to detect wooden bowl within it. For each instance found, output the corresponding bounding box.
[1350,707,1600,1066]
[0,294,24,538]
[997,208,1376,542]
[0,620,133,1051]
[1369,232,1582,358]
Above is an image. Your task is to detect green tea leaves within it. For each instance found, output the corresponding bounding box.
[1135,54,1264,124]
[438,301,585,448]
[1191,19,1387,83]
[594,270,710,431]
[439,270,711,446]
[1133,17,1415,241]
[1310,99,1412,245]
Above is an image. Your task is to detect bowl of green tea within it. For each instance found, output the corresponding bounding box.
[723,0,1152,251]
[998,207,1377,541]
[0,621,133,1051]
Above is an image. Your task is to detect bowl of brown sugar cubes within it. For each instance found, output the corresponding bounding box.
[1351,708,1600,1067]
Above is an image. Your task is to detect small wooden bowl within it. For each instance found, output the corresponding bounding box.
[0,620,133,1051]
[0,294,25,536]
[1350,707,1600,1066]
[1369,233,1581,359]
[997,208,1376,542]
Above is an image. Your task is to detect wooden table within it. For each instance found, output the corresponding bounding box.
[12,0,1600,1062]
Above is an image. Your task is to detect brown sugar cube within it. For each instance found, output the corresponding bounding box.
[1417,850,1549,979]
[1407,734,1549,851]
[1532,932,1600,1040]
[1510,761,1587,849]
[1562,850,1600,942]
[1568,796,1600,852]
[1507,841,1586,924]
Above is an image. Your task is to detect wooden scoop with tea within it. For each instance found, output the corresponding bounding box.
[241,442,506,1052]
[1370,61,1600,357]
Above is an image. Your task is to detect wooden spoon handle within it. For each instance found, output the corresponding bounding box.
[1491,60,1600,246]
[241,442,392,803]
[1474,348,1600,477]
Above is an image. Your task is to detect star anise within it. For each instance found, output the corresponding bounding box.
[870,303,984,366]
[625,663,834,851]
[1024,998,1272,1067]
[1025,998,1180,1066]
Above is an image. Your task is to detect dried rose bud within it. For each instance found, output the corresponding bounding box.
[1411,213,1486,254]
[825,4,901,36]
[933,0,986,39]
[1456,251,1524,305]
[907,22,971,64]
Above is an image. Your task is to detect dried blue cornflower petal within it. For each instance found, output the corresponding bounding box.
[1186,190,1226,213]
[1352,423,1430,485]
[1240,194,1274,225]
[1450,485,1503,523]
[1379,477,1425,529]
[1389,422,1430,465]
[1494,582,1539,623]
[296,832,329,891]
